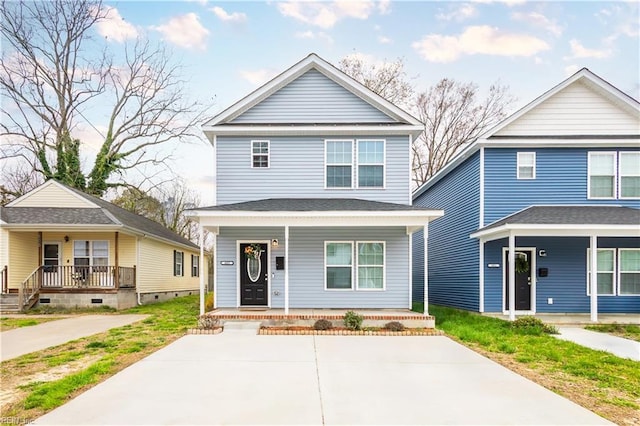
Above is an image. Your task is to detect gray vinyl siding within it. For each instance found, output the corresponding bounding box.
[484,237,640,313]
[231,70,395,124]
[217,135,411,205]
[412,153,481,311]
[216,226,410,309]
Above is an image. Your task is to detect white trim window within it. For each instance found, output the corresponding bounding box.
[251,140,269,168]
[73,240,108,272]
[356,242,385,290]
[517,152,536,180]
[587,248,615,295]
[191,254,200,277]
[357,140,385,187]
[619,152,640,199]
[619,249,640,295]
[588,152,616,199]
[174,250,184,277]
[326,140,353,188]
[325,242,353,290]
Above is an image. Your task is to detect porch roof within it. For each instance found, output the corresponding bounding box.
[471,205,640,241]
[187,198,443,232]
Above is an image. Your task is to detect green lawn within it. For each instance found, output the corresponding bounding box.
[585,323,640,342]
[1,295,199,422]
[416,303,640,424]
[0,317,63,332]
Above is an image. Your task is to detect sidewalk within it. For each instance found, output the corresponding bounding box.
[0,315,148,361]
[555,327,640,361]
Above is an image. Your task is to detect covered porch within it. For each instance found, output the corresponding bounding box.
[188,198,443,316]
[472,206,640,322]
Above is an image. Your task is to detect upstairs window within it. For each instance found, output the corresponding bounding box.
[251,140,269,168]
[358,140,384,187]
[326,140,353,188]
[619,152,640,198]
[517,152,536,179]
[588,152,616,199]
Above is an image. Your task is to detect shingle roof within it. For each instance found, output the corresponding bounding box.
[196,198,432,212]
[480,206,640,232]
[2,181,198,249]
[1,207,114,225]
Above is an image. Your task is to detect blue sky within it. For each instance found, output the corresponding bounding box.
[62,1,640,202]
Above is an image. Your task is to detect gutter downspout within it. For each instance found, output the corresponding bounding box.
[136,236,142,305]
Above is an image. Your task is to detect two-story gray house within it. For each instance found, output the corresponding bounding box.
[188,54,442,315]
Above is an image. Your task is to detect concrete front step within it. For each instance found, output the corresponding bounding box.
[222,321,262,334]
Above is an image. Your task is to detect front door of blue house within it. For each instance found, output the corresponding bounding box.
[240,243,268,306]
[505,250,533,311]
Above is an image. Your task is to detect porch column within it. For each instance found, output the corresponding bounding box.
[508,233,516,321]
[479,239,485,313]
[423,225,428,316]
[284,225,289,315]
[590,235,598,322]
[212,232,217,310]
[199,223,205,316]
[114,232,119,288]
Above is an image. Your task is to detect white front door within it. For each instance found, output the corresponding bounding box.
[42,242,61,287]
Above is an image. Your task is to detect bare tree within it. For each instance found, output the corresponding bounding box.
[339,55,414,108]
[0,163,44,205]
[412,80,515,186]
[0,0,209,196]
[338,55,515,188]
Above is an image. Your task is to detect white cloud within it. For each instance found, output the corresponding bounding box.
[565,39,612,60]
[211,6,247,23]
[470,0,526,6]
[95,6,138,42]
[412,25,550,63]
[295,30,334,44]
[436,4,477,22]
[152,13,209,51]
[240,69,279,86]
[564,64,580,77]
[277,1,387,29]
[378,35,391,44]
[512,11,562,36]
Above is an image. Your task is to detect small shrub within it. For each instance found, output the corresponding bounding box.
[197,315,219,329]
[384,321,405,332]
[313,319,333,330]
[511,316,558,335]
[205,292,214,312]
[344,311,364,331]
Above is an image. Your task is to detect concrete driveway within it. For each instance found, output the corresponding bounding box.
[34,334,611,425]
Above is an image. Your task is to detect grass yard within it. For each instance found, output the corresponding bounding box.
[0,318,64,332]
[417,303,640,425]
[585,323,640,342]
[0,295,199,423]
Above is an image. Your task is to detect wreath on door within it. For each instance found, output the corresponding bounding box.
[515,253,529,274]
[244,243,262,260]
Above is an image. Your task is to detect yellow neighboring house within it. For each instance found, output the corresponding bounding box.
[0,180,204,312]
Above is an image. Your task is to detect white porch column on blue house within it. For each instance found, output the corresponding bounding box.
[423,225,429,316]
[212,232,217,310]
[508,233,516,321]
[199,223,205,316]
[284,225,289,315]
[590,235,598,322]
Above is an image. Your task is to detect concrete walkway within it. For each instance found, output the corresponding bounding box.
[555,327,640,361]
[0,315,148,361]
[34,334,611,425]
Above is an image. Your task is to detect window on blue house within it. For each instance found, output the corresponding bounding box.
[620,249,640,295]
[588,152,616,199]
[620,152,640,199]
[357,242,385,290]
[326,140,353,188]
[586,249,615,295]
[358,140,384,187]
[517,152,535,179]
[325,242,353,289]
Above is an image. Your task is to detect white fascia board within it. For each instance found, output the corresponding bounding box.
[202,124,424,139]
[470,224,640,240]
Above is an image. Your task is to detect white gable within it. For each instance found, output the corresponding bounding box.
[231,69,396,124]
[8,180,96,208]
[495,80,640,137]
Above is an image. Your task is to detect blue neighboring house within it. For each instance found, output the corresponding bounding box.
[412,68,640,321]
[188,54,443,314]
